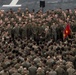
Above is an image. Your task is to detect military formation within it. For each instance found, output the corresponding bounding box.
[0,8,76,75]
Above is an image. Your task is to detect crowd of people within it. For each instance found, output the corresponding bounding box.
[0,8,76,75]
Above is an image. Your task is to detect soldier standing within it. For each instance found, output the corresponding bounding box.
[51,23,58,41]
[19,25,23,39]
[56,24,64,41]
[11,26,15,41]
[11,26,17,45]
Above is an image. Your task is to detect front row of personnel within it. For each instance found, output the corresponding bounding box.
[10,24,72,43]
